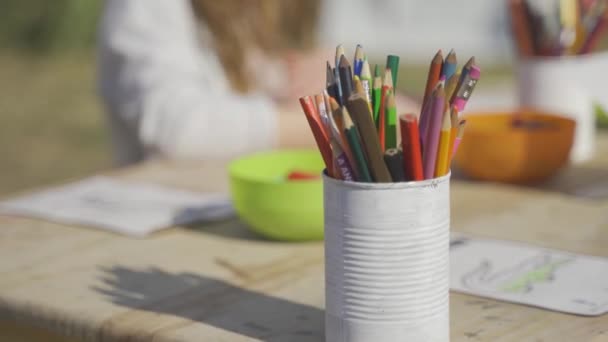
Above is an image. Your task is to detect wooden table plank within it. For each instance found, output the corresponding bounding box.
[1,136,607,341]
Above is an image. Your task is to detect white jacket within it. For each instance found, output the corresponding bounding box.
[98,0,280,165]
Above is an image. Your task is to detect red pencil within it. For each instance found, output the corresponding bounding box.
[399,114,423,181]
[299,96,334,177]
[378,68,393,152]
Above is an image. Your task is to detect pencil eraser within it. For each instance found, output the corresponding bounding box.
[469,65,481,79]
[453,99,465,111]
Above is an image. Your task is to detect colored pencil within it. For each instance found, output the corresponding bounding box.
[461,57,475,78]
[399,114,424,181]
[315,94,331,136]
[420,79,445,149]
[384,148,405,182]
[326,61,340,104]
[384,92,397,150]
[354,44,365,76]
[360,60,373,104]
[434,109,452,177]
[299,96,334,176]
[452,120,467,158]
[422,85,445,180]
[301,45,483,183]
[386,55,400,91]
[422,50,443,107]
[326,61,334,87]
[343,107,372,182]
[330,137,355,181]
[329,97,357,179]
[335,45,345,101]
[346,94,393,182]
[372,76,382,126]
[452,65,481,111]
[448,106,460,162]
[441,49,457,81]
[339,55,353,103]
[445,71,461,110]
[353,75,372,115]
[378,68,393,151]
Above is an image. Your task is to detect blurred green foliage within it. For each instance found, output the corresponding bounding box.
[0,0,102,53]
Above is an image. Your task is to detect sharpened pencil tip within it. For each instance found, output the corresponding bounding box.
[339,54,351,68]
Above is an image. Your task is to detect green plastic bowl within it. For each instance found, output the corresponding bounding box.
[229,150,324,241]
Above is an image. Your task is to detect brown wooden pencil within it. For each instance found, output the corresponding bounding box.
[353,76,365,97]
[346,94,393,182]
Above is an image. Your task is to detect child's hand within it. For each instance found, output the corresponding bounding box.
[282,48,334,101]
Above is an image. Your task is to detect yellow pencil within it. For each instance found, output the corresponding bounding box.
[435,108,452,177]
[448,106,459,162]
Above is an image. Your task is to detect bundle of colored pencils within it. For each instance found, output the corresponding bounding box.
[509,0,608,56]
[299,45,481,183]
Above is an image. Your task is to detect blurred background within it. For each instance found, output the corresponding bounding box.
[0,0,109,196]
[0,0,603,196]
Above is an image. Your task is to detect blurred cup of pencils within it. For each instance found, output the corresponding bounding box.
[509,0,608,163]
[516,50,608,163]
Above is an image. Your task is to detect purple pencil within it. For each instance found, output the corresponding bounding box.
[422,85,445,180]
[419,77,446,145]
[330,138,355,181]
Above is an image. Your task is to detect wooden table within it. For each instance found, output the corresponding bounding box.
[1,137,608,342]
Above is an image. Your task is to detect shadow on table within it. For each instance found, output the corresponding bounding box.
[172,203,276,242]
[93,266,324,341]
[452,164,608,200]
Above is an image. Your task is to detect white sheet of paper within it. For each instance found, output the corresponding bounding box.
[0,176,234,237]
[450,233,608,316]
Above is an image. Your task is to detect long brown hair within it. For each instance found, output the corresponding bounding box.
[191,0,321,93]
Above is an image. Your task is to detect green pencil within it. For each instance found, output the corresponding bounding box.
[386,55,400,91]
[385,91,397,149]
[372,76,382,127]
[342,107,372,182]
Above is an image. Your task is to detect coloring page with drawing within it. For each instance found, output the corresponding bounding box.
[450,233,608,316]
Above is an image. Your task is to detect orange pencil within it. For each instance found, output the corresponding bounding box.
[299,96,333,176]
[378,68,393,152]
[399,114,424,181]
[422,50,443,106]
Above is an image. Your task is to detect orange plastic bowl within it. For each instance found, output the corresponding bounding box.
[453,109,575,184]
